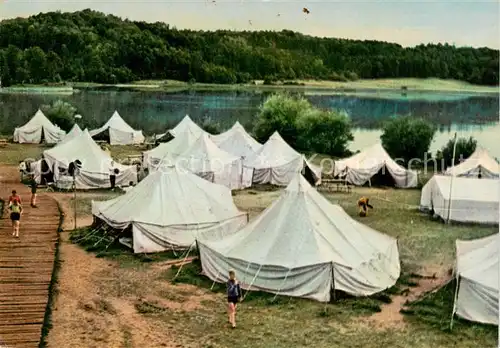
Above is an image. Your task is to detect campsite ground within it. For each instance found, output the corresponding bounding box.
[0,144,497,348]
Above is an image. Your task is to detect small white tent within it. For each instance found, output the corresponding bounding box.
[211,121,262,159]
[155,115,206,141]
[43,130,137,189]
[244,131,321,186]
[453,234,498,325]
[163,133,253,190]
[445,147,499,179]
[144,126,200,170]
[92,166,248,253]
[13,109,66,144]
[420,175,499,224]
[198,173,400,301]
[60,123,83,145]
[89,111,144,145]
[334,143,417,188]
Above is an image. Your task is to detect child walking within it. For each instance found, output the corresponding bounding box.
[226,270,242,328]
[9,199,22,238]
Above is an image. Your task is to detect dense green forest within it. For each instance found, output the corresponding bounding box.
[0,9,498,86]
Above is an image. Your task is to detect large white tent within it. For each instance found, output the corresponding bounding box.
[154,115,206,141]
[144,125,201,169]
[89,111,144,145]
[445,147,499,179]
[420,175,499,224]
[244,131,321,186]
[198,173,400,301]
[92,166,248,253]
[453,233,498,325]
[43,129,137,189]
[13,109,66,144]
[60,123,83,145]
[334,143,418,188]
[161,133,253,190]
[211,121,262,159]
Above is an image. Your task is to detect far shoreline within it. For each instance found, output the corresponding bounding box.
[1,78,499,95]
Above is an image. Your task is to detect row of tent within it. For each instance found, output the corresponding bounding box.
[14,110,144,145]
[91,167,498,325]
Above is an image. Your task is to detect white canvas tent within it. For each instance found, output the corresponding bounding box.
[445,147,499,179]
[144,126,201,169]
[91,166,248,253]
[89,111,144,145]
[420,175,499,224]
[43,129,137,189]
[453,234,498,325]
[198,173,400,301]
[60,123,83,145]
[244,131,321,186]
[211,121,262,159]
[161,133,253,190]
[334,143,418,188]
[154,115,206,141]
[13,109,66,144]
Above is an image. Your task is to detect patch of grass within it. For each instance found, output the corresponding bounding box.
[0,143,46,164]
[403,280,497,342]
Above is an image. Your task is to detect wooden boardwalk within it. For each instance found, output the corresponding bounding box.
[0,176,60,348]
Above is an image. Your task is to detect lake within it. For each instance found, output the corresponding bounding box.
[1,89,498,157]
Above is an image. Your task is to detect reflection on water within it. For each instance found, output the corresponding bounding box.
[0,90,498,156]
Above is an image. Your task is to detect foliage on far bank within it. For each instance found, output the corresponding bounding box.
[381,116,436,164]
[254,93,354,157]
[0,10,498,86]
[40,99,76,132]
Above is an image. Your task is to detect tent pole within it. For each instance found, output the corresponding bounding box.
[242,264,263,302]
[446,133,458,224]
[173,242,195,281]
[450,272,460,331]
[331,264,336,302]
[73,173,77,230]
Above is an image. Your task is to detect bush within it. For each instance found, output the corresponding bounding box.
[40,100,77,132]
[437,136,477,169]
[380,116,436,164]
[254,93,353,157]
[296,109,354,157]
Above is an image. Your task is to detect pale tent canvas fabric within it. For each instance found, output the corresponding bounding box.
[60,123,83,145]
[13,109,66,144]
[169,133,253,190]
[244,131,321,186]
[144,127,201,170]
[155,115,206,141]
[91,166,248,253]
[420,175,499,224]
[211,121,262,159]
[198,173,400,301]
[334,143,418,188]
[454,234,498,325]
[89,111,145,145]
[445,147,499,179]
[43,130,137,189]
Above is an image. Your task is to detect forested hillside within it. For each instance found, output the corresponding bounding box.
[0,9,498,86]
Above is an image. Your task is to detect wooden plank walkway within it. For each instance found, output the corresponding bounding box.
[0,176,60,348]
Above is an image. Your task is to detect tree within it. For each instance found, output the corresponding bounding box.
[380,116,436,164]
[253,93,310,147]
[296,109,354,157]
[40,100,77,132]
[437,136,477,169]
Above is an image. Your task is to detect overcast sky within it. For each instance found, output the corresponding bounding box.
[1,0,499,48]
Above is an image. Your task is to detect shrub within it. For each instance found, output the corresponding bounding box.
[437,136,477,169]
[40,99,77,132]
[381,116,436,164]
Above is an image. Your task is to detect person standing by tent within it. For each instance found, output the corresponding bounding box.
[109,161,117,191]
[227,270,242,329]
[357,197,373,217]
[9,199,22,238]
[29,175,38,208]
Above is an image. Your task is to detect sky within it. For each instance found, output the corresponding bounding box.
[0,0,499,49]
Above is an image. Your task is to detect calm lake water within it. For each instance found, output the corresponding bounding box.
[1,89,498,157]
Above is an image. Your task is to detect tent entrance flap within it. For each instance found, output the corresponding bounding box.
[364,165,397,187]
